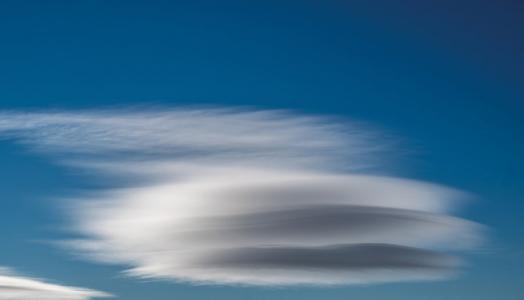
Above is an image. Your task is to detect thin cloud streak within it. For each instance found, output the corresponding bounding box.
[0,267,111,300]
[0,108,484,285]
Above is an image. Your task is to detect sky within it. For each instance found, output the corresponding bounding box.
[0,1,523,299]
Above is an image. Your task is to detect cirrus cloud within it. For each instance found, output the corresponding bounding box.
[0,108,484,286]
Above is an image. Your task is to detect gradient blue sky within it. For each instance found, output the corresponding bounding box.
[0,1,523,299]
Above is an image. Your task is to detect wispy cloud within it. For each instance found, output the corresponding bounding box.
[0,108,483,285]
[0,267,110,300]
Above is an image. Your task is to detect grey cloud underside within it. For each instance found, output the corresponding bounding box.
[177,204,479,249]
[0,108,483,286]
[201,244,456,270]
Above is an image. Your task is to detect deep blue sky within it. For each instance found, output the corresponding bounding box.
[0,1,523,299]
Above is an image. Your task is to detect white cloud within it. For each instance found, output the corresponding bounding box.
[0,108,484,285]
[0,267,111,300]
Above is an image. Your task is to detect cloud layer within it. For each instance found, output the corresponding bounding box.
[0,267,110,300]
[0,108,483,285]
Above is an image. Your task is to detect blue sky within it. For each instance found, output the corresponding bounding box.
[0,1,523,299]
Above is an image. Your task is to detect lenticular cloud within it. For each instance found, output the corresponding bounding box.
[0,108,483,285]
